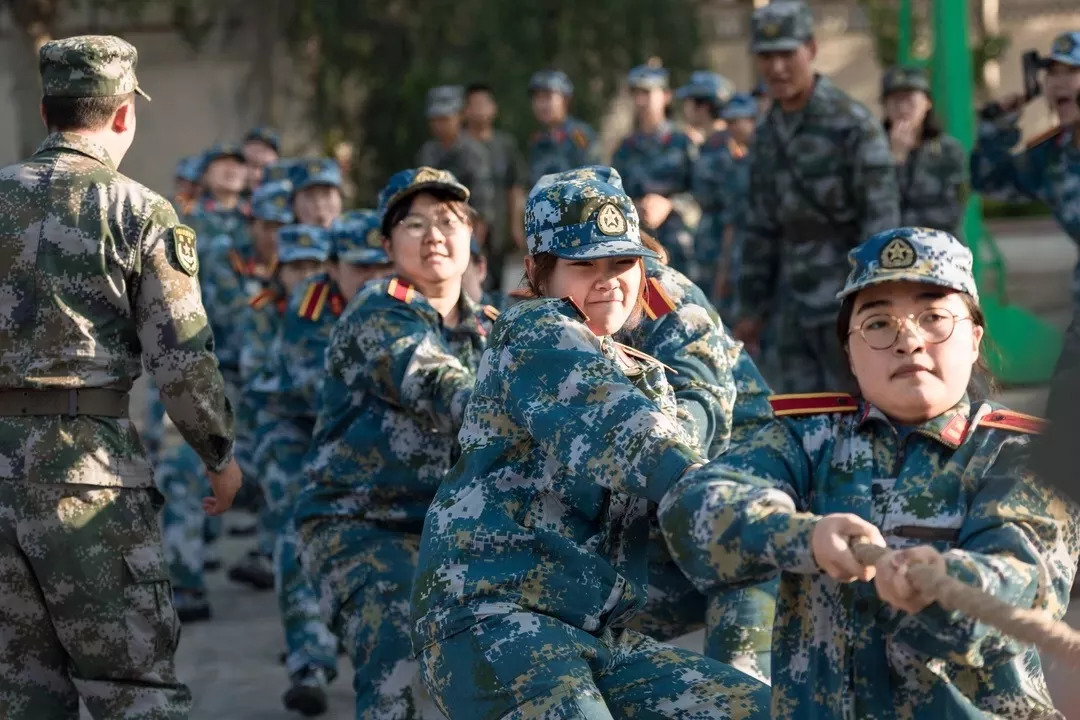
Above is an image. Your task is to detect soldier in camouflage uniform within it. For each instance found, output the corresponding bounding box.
[660,226,1080,718]
[692,92,756,312]
[881,67,968,234]
[172,153,202,216]
[971,31,1080,431]
[184,142,252,261]
[734,0,900,393]
[417,86,497,238]
[613,65,697,201]
[411,169,769,719]
[291,158,344,229]
[675,70,735,147]
[244,224,341,715]
[243,125,282,191]
[527,70,602,187]
[0,35,241,719]
[295,167,492,719]
[464,83,528,289]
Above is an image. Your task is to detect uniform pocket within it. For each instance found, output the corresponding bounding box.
[122,542,180,668]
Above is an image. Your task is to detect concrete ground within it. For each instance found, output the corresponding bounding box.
[76,223,1077,718]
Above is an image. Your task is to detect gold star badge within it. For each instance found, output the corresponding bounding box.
[762,22,781,38]
[1054,35,1074,54]
[367,228,382,248]
[880,237,916,269]
[596,203,628,236]
[413,167,442,185]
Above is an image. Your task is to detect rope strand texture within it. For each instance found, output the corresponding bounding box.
[851,541,1080,663]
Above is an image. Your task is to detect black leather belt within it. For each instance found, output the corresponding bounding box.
[0,389,130,418]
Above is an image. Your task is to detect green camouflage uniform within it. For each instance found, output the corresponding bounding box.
[411,169,769,719]
[740,1,900,393]
[0,36,234,719]
[660,227,1080,718]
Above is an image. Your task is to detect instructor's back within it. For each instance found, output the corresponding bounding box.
[0,35,240,719]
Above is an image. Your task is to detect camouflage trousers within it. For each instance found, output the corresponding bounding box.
[419,611,771,720]
[704,580,778,684]
[254,414,338,682]
[157,442,222,591]
[299,521,443,720]
[0,481,189,719]
[621,556,706,642]
[766,314,855,395]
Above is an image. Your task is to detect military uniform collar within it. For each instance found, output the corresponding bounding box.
[35,132,117,171]
[857,395,973,449]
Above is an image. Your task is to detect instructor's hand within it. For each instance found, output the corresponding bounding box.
[204,458,243,515]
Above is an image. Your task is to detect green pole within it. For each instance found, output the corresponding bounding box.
[930,0,1062,383]
[897,0,913,67]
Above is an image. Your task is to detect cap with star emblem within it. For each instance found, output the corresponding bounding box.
[377,166,471,236]
[39,35,151,100]
[1046,31,1080,67]
[278,224,330,264]
[426,85,465,118]
[837,227,977,302]
[526,166,657,260]
[331,209,388,265]
[251,180,294,224]
[881,66,931,98]
[627,64,670,91]
[750,1,814,53]
[293,157,342,193]
[721,92,758,119]
[675,70,735,108]
[529,70,574,96]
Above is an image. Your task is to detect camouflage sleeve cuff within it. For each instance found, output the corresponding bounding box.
[205,442,236,474]
[643,445,703,505]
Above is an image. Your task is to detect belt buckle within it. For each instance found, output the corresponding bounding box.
[67,389,78,418]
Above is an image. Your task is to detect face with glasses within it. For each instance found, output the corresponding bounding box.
[845,281,983,424]
[385,192,472,288]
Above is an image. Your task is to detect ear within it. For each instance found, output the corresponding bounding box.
[523,255,537,289]
[381,235,394,263]
[111,101,133,133]
[806,38,819,62]
[971,323,985,355]
[39,102,48,129]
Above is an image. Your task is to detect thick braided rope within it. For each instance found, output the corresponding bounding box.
[851,542,1080,662]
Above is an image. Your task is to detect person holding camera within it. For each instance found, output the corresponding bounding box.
[971,31,1080,480]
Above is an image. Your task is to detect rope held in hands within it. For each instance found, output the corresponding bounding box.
[850,541,1080,662]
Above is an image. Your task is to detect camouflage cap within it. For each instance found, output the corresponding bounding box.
[530,165,624,194]
[331,210,388,265]
[277,224,331,265]
[525,167,657,260]
[377,166,471,236]
[721,92,759,119]
[750,1,814,53]
[881,66,931,98]
[262,158,299,184]
[244,126,281,152]
[174,155,203,182]
[427,85,465,118]
[675,71,735,107]
[529,70,574,96]
[1046,31,1080,67]
[39,35,150,100]
[628,65,670,91]
[838,227,978,302]
[251,180,295,224]
[294,157,343,193]
[203,142,246,168]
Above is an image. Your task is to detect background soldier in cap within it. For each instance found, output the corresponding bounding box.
[735,0,900,393]
[676,70,735,146]
[971,31,1080,448]
[243,126,282,192]
[526,69,602,187]
[417,85,497,243]
[185,142,252,262]
[0,34,241,718]
[881,67,968,234]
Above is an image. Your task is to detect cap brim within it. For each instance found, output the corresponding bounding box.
[751,39,805,53]
[380,182,471,234]
[883,83,929,97]
[298,176,343,192]
[836,272,975,301]
[135,86,151,102]
[340,250,390,265]
[280,252,329,264]
[426,104,462,117]
[549,237,660,261]
[1046,53,1080,67]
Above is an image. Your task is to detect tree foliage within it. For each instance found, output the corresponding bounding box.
[286,0,704,201]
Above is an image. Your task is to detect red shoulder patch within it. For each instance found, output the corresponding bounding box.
[387,277,415,304]
[769,393,859,417]
[1026,126,1065,150]
[561,295,589,322]
[483,305,501,322]
[978,409,1045,434]
[298,282,330,321]
[642,276,677,321]
[571,129,588,148]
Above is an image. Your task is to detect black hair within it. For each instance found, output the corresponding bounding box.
[42,92,134,132]
[690,97,723,120]
[465,83,495,99]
